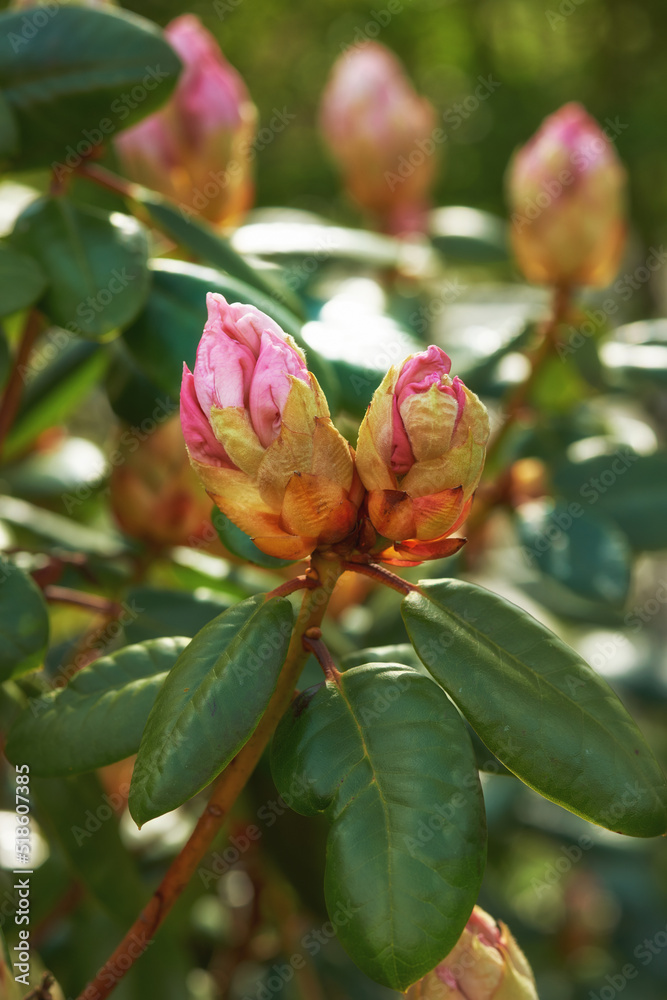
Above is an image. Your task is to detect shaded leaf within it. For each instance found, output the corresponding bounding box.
[553,449,667,551]
[0,555,49,681]
[10,197,150,339]
[0,6,181,170]
[6,637,188,776]
[0,241,46,316]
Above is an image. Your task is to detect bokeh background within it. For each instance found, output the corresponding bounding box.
[130,0,667,249]
[1,2,666,1000]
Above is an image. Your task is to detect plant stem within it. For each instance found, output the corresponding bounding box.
[302,627,341,684]
[0,309,42,458]
[464,283,572,546]
[42,586,122,617]
[341,558,416,595]
[267,574,319,600]
[484,283,571,470]
[74,554,343,1000]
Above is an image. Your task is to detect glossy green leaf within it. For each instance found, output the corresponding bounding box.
[105,340,175,425]
[0,241,46,316]
[130,594,293,826]
[123,585,234,644]
[4,340,107,460]
[10,197,150,339]
[403,579,667,837]
[133,188,304,317]
[517,500,632,606]
[0,556,49,681]
[5,637,188,776]
[0,6,181,170]
[428,206,509,262]
[553,449,667,551]
[271,663,486,991]
[122,259,339,407]
[211,505,294,570]
[33,772,144,924]
[339,645,511,776]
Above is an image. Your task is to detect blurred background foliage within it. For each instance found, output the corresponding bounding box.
[1,1,667,1000]
[128,0,667,251]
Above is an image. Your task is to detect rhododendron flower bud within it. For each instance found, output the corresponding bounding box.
[181,294,363,560]
[405,906,538,999]
[115,15,257,226]
[109,416,215,549]
[507,102,626,287]
[320,42,439,234]
[355,345,489,547]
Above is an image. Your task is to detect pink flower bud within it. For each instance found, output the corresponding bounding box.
[115,15,257,226]
[320,42,439,234]
[355,346,489,544]
[507,102,627,287]
[404,906,538,999]
[181,294,363,560]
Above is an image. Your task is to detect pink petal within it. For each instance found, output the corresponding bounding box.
[180,365,233,467]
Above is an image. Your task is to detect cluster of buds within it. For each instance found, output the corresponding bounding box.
[405,906,539,999]
[180,296,489,565]
[507,102,627,288]
[116,15,257,226]
[319,42,439,235]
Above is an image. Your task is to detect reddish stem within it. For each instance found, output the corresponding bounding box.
[267,574,319,600]
[302,627,341,684]
[0,309,43,457]
[42,586,121,617]
[341,558,416,596]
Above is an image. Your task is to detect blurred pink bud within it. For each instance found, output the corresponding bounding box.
[115,15,257,226]
[181,294,363,560]
[320,42,439,234]
[109,416,216,549]
[405,906,538,999]
[355,345,489,545]
[507,102,627,287]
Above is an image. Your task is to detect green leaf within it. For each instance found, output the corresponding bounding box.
[5,340,107,460]
[553,449,667,551]
[130,594,293,826]
[133,188,305,317]
[10,197,150,339]
[0,493,126,556]
[516,500,632,606]
[0,241,46,316]
[0,927,21,1000]
[211,506,294,570]
[105,339,175,425]
[0,556,49,681]
[5,637,188,776]
[122,259,339,407]
[403,579,667,837]
[0,6,181,170]
[271,663,486,991]
[33,772,145,924]
[428,206,509,263]
[123,585,234,643]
